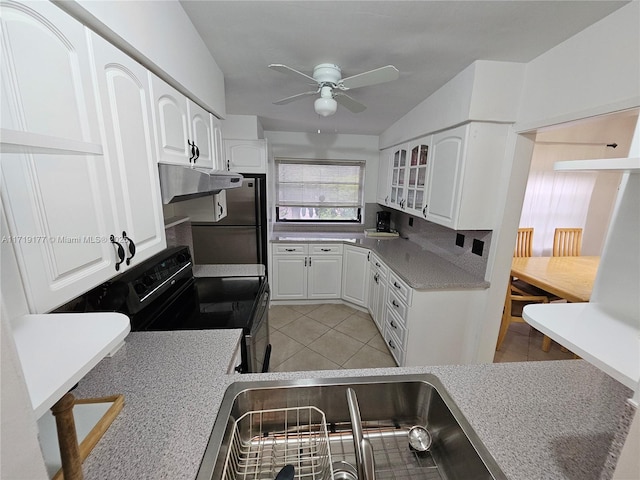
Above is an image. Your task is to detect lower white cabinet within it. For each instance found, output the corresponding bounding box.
[271,243,343,300]
[341,245,369,307]
[367,252,388,332]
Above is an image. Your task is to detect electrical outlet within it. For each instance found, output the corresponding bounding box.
[472,239,484,256]
[408,217,414,227]
[455,233,465,247]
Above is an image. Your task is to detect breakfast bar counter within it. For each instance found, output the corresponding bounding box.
[73,330,633,480]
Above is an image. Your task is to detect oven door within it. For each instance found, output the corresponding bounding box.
[244,283,271,373]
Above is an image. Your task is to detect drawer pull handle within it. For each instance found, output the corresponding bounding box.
[390,320,397,329]
[393,282,401,289]
[321,248,331,252]
[388,340,396,350]
[375,262,381,267]
[285,248,296,252]
[392,300,400,308]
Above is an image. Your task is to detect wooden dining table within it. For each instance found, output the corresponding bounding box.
[511,256,600,303]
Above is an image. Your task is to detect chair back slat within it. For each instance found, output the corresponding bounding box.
[553,228,582,256]
[514,228,534,257]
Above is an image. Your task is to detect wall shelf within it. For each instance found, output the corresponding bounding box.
[554,157,639,172]
[524,303,639,389]
[11,313,130,418]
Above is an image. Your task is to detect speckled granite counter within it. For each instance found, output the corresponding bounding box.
[74,330,633,480]
[271,231,489,290]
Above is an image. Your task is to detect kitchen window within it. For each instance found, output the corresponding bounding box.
[275,159,365,222]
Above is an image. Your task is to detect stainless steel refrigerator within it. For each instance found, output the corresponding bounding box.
[191,174,267,269]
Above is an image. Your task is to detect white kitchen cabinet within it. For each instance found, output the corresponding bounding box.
[271,243,343,300]
[341,245,369,307]
[225,139,267,173]
[0,0,101,152]
[149,74,217,169]
[211,115,225,170]
[367,252,388,333]
[405,137,432,218]
[0,1,120,313]
[88,32,166,266]
[389,146,408,210]
[376,148,392,206]
[425,123,509,230]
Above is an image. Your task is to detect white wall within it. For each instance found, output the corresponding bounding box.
[54,0,226,118]
[516,2,640,132]
[264,131,380,203]
[222,115,265,140]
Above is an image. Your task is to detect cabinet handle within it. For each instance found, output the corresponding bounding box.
[321,248,331,252]
[423,206,427,217]
[390,320,397,329]
[188,140,197,163]
[367,252,371,261]
[194,144,200,163]
[218,202,224,216]
[308,257,312,266]
[285,248,296,252]
[375,262,381,268]
[122,231,136,266]
[393,282,401,289]
[227,159,230,171]
[110,235,125,271]
[374,273,379,284]
[385,195,389,204]
[388,340,396,350]
[392,300,400,308]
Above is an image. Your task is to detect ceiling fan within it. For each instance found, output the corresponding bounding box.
[268,63,399,117]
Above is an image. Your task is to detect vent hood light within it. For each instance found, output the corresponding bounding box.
[158,164,243,204]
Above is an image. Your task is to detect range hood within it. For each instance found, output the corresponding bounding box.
[158,164,243,204]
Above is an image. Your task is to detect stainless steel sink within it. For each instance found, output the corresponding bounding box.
[196,374,507,480]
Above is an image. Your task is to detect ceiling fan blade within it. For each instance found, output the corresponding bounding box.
[334,93,366,113]
[269,64,316,83]
[340,65,399,90]
[273,91,318,105]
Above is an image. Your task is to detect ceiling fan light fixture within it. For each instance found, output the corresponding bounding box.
[314,97,337,117]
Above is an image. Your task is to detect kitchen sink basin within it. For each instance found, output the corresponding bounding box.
[196,374,507,480]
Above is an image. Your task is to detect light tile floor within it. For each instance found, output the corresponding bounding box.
[268,304,397,372]
[268,304,575,372]
[493,321,576,362]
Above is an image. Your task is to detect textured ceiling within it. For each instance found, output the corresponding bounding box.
[180,1,628,135]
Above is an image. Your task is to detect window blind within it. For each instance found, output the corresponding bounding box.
[275,159,365,222]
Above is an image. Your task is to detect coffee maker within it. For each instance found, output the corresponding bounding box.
[376,211,391,232]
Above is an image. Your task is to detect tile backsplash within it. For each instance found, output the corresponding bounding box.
[385,207,491,278]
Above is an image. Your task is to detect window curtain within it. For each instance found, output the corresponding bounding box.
[519,143,599,256]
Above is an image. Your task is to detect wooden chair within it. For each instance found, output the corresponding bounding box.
[496,283,549,351]
[553,228,583,256]
[514,228,534,257]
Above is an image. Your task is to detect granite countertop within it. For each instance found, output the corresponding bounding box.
[270,231,489,290]
[74,330,633,480]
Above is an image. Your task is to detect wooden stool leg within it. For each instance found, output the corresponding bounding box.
[51,392,84,480]
[541,335,552,352]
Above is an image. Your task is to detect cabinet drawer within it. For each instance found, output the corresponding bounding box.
[384,327,404,366]
[273,244,307,255]
[387,290,408,324]
[385,309,407,346]
[310,244,343,255]
[369,253,388,276]
[388,271,412,306]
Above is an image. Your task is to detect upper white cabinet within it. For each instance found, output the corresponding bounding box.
[0,0,100,152]
[88,32,166,267]
[0,1,118,313]
[225,139,267,173]
[389,146,408,210]
[376,148,392,206]
[149,74,216,169]
[424,123,508,230]
[405,137,432,218]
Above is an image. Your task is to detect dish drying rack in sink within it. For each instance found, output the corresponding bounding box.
[222,407,334,480]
